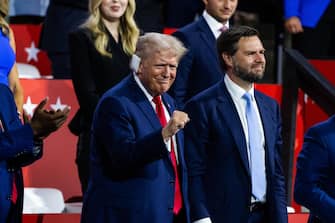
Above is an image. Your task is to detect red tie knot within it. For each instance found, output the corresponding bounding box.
[152,95,162,105]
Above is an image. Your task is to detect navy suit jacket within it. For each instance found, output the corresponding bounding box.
[39,0,89,53]
[0,84,42,223]
[294,115,335,223]
[168,16,224,107]
[165,0,204,28]
[284,0,331,27]
[183,80,288,223]
[81,75,190,223]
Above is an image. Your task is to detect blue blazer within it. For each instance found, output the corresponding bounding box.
[183,80,288,223]
[294,115,335,223]
[168,16,224,107]
[81,75,190,223]
[284,0,331,27]
[0,84,41,223]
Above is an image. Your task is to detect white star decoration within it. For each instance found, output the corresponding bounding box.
[25,41,40,62]
[23,96,37,117]
[50,97,68,111]
[23,96,68,116]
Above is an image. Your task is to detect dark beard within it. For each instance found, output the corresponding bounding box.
[233,63,264,83]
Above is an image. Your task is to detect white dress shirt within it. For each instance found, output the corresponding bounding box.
[193,75,267,223]
[133,74,179,162]
[203,10,229,39]
[224,74,267,203]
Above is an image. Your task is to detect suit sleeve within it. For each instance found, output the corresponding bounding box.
[294,127,335,222]
[169,30,194,107]
[0,124,35,160]
[272,104,289,223]
[69,30,100,124]
[284,0,299,19]
[93,96,169,173]
[183,99,211,221]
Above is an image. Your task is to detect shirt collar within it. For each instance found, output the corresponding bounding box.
[133,73,154,102]
[224,74,255,101]
[203,10,229,39]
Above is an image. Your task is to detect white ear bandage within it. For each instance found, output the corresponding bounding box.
[130,54,141,72]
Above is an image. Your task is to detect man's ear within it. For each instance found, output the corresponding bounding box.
[222,53,233,68]
[137,62,143,76]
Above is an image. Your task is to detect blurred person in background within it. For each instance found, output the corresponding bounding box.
[9,0,49,24]
[294,115,335,223]
[68,0,139,195]
[134,0,164,33]
[0,88,70,223]
[39,0,89,78]
[164,0,204,29]
[168,0,238,107]
[0,0,24,116]
[0,90,70,223]
[284,0,335,58]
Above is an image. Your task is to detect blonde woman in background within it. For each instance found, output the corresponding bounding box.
[0,0,24,116]
[69,0,139,195]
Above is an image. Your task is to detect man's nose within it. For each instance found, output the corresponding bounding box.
[255,53,265,62]
[162,65,171,76]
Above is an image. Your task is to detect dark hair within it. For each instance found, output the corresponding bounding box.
[217,26,261,70]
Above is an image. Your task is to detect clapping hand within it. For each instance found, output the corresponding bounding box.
[26,97,71,140]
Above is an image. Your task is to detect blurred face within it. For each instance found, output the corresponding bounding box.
[231,36,266,83]
[203,0,238,23]
[138,50,178,96]
[100,0,128,22]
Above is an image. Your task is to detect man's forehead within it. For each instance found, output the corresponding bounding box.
[237,36,264,50]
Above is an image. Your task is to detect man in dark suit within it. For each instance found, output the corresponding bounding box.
[294,116,335,223]
[0,84,70,223]
[168,0,238,106]
[134,0,165,33]
[183,26,288,223]
[39,0,89,78]
[164,0,204,28]
[81,33,190,223]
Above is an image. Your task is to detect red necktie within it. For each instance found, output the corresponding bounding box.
[152,96,182,214]
[12,175,18,204]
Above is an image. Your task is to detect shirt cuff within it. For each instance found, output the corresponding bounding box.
[193,217,212,223]
[32,140,43,156]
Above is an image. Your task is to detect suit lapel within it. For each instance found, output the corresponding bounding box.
[128,76,161,129]
[216,82,251,176]
[197,17,218,61]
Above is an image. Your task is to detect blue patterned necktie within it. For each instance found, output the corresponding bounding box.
[243,93,266,201]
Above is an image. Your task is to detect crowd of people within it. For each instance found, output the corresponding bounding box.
[1,0,335,223]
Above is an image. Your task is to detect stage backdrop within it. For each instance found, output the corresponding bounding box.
[21,79,80,200]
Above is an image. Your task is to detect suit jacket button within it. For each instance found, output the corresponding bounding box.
[7,195,12,200]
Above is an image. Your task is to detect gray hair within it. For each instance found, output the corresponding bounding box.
[135,32,187,62]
